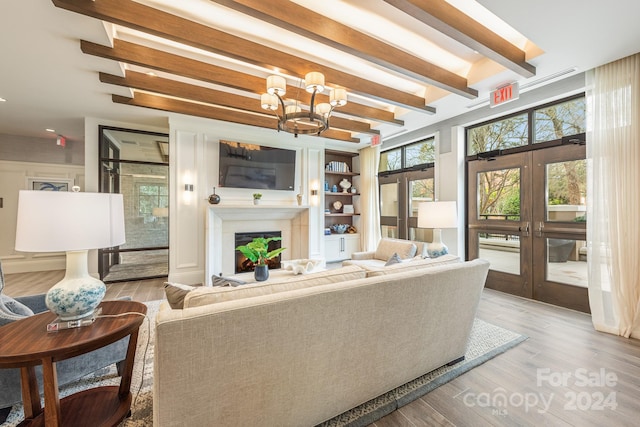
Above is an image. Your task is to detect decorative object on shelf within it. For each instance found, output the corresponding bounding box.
[296,187,303,206]
[208,187,221,204]
[417,201,458,258]
[260,72,347,137]
[332,200,343,212]
[324,227,331,235]
[252,193,262,205]
[331,184,338,193]
[339,178,352,193]
[348,225,358,233]
[326,161,349,173]
[351,187,357,194]
[343,204,354,214]
[324,208,331,214]
[324,180,329,191]
[282,259,322,275]
[235,236,286,282]
[14,189,125,320]
[330,224,348,234]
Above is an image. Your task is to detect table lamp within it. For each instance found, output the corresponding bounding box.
[15,189,125,320]
[417,201,457,258]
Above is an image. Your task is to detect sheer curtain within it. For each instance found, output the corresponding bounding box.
[358,146,381,252]
[586,53,640,338]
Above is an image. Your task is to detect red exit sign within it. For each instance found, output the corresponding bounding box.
[490,82,519,107]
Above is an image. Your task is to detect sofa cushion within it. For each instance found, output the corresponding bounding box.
[164,282,197,309]
[374,238,417,261]
[183,265,366,309]
[361,254,461,277]
[384,253,402,266]
[211,274,247,287]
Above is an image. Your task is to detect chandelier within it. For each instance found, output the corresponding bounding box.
[260,72,347,137]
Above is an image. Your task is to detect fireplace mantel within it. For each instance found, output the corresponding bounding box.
[208,205,308,220]
[205,205,310,281]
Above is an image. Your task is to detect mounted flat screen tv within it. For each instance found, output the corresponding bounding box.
[218,140,296,191]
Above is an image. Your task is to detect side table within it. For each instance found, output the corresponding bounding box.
[0,300,147,427]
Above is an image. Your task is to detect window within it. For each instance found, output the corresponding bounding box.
[534,97,586,143]
[467,113,528,156]
[379,137,435,173]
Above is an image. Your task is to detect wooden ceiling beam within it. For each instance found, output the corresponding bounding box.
[209,0,477,99]
[112,92,360,143]
[100,71,379,135]
[382,0,535,78]
[52,0,433,113]
[82,39,403,127]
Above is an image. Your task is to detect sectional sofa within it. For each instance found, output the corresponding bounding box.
[155,257,490,426]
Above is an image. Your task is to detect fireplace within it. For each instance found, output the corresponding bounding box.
[235,231,282,273]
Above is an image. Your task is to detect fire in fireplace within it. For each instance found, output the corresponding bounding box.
[234,231,282,273]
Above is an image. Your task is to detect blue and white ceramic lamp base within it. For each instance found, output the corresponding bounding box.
[427,229,449,258]
[46,250,106,321]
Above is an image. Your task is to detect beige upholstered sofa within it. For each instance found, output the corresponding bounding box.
[344,237,429,268]
[154,259,490,426]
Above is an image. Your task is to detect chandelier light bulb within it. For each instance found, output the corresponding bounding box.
[330,88,348,107]
[267,75,286,96]
[260,93,278,111]
[305,72,325,93]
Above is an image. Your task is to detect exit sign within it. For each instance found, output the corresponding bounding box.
[490,82,519,107]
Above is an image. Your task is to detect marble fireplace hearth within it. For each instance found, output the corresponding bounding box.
[205,205,310,284]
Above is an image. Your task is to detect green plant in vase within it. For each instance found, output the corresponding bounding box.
[253,193,262,205]
[236,237,285,281]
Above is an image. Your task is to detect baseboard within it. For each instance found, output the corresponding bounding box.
[1,258,65,274]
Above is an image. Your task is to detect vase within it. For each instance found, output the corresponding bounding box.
[254,265,269,282]
[296,193,303,206]
[208,187,220,204]
[253,198,260,205]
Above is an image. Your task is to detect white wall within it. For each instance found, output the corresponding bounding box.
[0,160,84,273]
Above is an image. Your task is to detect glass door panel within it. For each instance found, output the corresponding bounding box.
[379,177,400,239]
[468,152,532,298]
[532,144,588,312]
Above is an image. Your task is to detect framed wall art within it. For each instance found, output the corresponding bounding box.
[26,177,74,191]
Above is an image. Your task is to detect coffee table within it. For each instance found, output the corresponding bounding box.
[0,300,147,427]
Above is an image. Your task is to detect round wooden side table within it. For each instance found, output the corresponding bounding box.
[0,300,147,427]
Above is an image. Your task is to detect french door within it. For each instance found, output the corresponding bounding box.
[467,143,588,312]
[379,169,434,241]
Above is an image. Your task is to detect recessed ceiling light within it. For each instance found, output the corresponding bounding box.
[0,97,6,102]
[46,128,56,133]
[146,71,157,77]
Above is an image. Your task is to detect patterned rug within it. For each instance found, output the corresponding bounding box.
[2,301,526,427]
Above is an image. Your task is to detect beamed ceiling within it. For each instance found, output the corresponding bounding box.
[48,0,540,144]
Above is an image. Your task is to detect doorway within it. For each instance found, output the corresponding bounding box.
[467,143,588,312]
[98,126,170,282]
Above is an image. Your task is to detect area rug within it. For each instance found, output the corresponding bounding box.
[2,301,526,427]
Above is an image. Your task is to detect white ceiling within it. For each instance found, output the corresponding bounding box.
[1,0,639,150]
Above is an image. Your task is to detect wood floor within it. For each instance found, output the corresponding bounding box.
[4,270,640,426]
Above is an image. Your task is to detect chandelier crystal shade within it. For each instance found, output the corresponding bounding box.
[261,72,347,137]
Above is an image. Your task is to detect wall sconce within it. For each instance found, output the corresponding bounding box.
[184,184,194,191]
[310,188,319,206]
[310,189,318,196]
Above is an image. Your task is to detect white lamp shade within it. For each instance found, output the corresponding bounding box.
[316,102,331,116]
[15,190,126,252]
[417,201,457,229]
[305,71,325,93]
[266,75,286,96]
[260,93,279,110]
[330,88,348,107]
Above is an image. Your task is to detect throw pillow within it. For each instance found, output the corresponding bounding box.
[384,252,402,266]
[211,274,247,287]
[0,260,35,321]
[164,282,196,309]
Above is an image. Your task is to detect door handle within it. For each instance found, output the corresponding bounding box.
[519,222,530,237]
[536,222,544,237]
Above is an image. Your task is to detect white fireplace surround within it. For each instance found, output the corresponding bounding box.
[205,205,310,283]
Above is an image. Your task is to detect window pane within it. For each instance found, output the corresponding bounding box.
[379,148,402,172]
[467,114,528,155]
[380,182,398,217]
[546,160,586,222]
[477,168,520,221]
[381,225,398,239]
[478,233,520,275]
[546,238,586,287]
[408,178,434,217]
[534,97,586,143]
[405,138,435,167]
